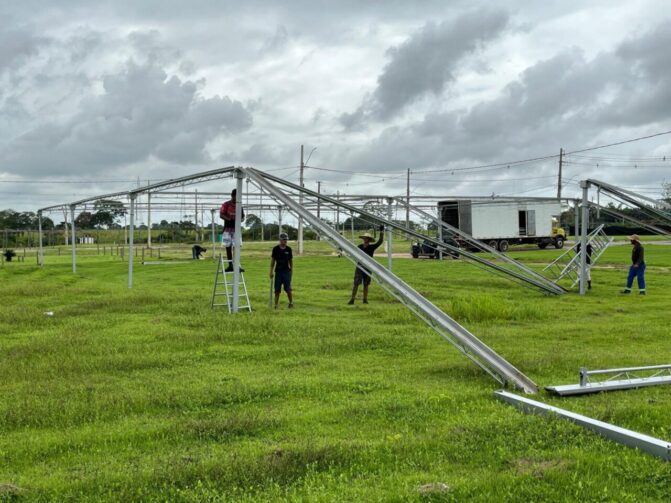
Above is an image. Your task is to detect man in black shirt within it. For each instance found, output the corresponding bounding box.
[270,232,294,308]
[622,234,646,295]
[348,225,384,305]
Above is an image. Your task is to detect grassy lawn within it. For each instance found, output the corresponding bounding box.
[1,241,671,501]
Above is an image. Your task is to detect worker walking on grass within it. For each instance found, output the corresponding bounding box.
[270,232,294,309]
[219,188,245,272]
[622,234,646,295]
[348,225,384,305]
[576,241,593,290]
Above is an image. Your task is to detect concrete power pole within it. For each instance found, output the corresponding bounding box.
[406,168,410,229]
[557,148,564,199]
[298,144,304,255]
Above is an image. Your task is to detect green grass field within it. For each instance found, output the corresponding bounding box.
[2,241,671,501]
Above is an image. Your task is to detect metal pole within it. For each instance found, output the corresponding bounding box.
[387,198,393,271]
[336,191,340,232]
[147,192,152,248]
[406,169,410,228]
[195,189,199,242]
[38,211,43,266]
[298,144,304,255]
[232,170,243,312]
[437,207,443,260]
[210,209,216,261]
[317,181,321,241]
[350,211,355,239]
[579,181,589,295]
[278,206,283,236]
[128,194,135,288]
[70,205,76,273]
[574,200,580,241]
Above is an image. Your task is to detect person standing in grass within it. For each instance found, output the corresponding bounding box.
[576,241,593,290]
[219,188,244,272]
[270,232,294,309]
[348,225,384,305]
[622,234,646,295]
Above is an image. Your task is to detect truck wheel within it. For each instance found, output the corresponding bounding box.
[498,240,509,252]
[554,237,565,249]
[488,240,498,250]
[538,242,548,249]
[412,252,419,259]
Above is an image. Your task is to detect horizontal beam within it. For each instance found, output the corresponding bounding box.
[545,375,671,396]
[495,390,671,461]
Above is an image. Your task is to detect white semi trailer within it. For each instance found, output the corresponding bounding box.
[438,199,566,252]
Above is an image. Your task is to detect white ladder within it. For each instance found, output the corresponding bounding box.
[211,254,252,312]
[543,224,613,288]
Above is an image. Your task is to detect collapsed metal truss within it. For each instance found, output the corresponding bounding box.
[546,364,671,396]
[393,197,566,295]
[253,170,564,296]
[588,179,671,226]
[590,203,670,237]
[496,390,671,461]
[247,167,537,393]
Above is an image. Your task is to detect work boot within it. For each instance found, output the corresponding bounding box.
[288,303,294,309]
[347,298,355,305]
[225,266,234,272]
[639,291,646,295]
[621,289,631,294]
[588,281,592,290]
[363,299,369,304]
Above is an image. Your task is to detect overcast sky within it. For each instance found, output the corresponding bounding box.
[2,0,671,218]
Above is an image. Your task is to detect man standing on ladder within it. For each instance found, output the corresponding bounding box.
[220,188,245,272]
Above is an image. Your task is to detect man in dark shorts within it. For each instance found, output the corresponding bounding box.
[270,232,294,309]
[348,225,384,305]
[219,188,245,272]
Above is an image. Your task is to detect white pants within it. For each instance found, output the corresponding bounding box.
[221,231,242,248]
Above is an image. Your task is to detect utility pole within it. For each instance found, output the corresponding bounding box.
[406,168,410,229]
[557,148,564,199]
[298,144,304,255]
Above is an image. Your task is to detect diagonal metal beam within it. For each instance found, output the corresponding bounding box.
[247,167,538,393]
[253,169,563,296]
[393,196,565,294]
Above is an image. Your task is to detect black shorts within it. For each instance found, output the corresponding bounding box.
[353,267,372,286]
[274,270,292,293]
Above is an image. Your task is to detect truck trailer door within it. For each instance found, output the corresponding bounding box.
[527,210,536,236]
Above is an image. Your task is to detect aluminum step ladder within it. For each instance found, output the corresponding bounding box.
[543,224,613,288]
[211,254,252,312]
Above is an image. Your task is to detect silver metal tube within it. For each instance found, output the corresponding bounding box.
[147,192,152,248]
[574,201,579,240]
[128,194,135,288]
[70,205,76,273]
[387,198,393,271]
[210,209,216,261]
[38,211,43,266]
[496,390,671,461]
[586,364,671,376]
[232,171,243,312]
[579,181,589,295]
[246,168,537,393]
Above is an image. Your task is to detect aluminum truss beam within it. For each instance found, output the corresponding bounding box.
[589,203,670,236]
[247,168,538,393]
[495,390,671,461]
[393,197,564,294]
[587,179,671,224]
[252,169,564,296]
[546,364,671,396]
[129,166,237,195]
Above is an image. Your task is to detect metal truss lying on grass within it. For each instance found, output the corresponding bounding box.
[496,390,671,461]
[546,364,671,396]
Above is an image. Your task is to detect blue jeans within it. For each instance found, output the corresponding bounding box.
[625,263,646,291]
